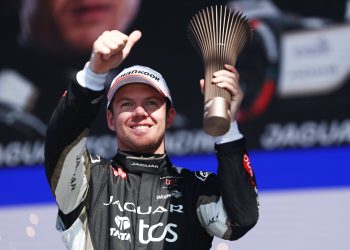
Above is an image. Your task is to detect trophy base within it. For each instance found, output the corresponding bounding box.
[203,97,231,136]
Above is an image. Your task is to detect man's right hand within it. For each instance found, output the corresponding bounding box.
[89,30,142,74]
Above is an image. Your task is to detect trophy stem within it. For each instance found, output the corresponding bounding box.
[203,96,230,136]
[203,62,232,136]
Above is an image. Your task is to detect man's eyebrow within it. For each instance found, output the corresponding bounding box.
[115,97,132,103]
[115,94,165,104]
[145,96,163,101]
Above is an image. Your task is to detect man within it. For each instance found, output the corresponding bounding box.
[44,30,259,249]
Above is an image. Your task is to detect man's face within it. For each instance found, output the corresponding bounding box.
[107,83,175,154]
[49,0,141,52]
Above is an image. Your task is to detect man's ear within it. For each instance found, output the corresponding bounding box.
[166,108,176,129]
[106,109,116,131]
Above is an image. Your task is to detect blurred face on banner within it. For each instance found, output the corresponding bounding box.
[21,0,141,52]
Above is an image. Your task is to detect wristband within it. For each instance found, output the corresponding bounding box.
[76,62,108,91]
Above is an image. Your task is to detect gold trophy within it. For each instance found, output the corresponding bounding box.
[187,5,253,136]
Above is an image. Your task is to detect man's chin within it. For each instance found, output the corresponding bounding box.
[130,141,163,154]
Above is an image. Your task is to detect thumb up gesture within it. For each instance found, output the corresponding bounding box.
[89,30,142,74]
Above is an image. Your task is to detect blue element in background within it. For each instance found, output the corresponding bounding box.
[0,165,55,206]
[172,146,350,191]
[1,146,350,206]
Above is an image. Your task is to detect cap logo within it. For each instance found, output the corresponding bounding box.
[119,70,160,82]
[107,65,172,108]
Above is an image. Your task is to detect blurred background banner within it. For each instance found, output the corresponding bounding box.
[0,0,350,249]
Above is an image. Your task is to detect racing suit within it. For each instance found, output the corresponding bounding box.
[44,70,259,250]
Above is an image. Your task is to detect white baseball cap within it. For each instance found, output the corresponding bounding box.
[107,65,172,108]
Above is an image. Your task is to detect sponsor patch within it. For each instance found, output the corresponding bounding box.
[159,176,182,189]
[110,215,131,241]
[165,178,173,186]
[195,171,211,181]
[130,161,159,169]
[156,190,182,200]
[243,154,256,187]
[90,155,101,163]
[103,197,184,214]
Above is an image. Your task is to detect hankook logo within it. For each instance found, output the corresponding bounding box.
[119,70,160,82]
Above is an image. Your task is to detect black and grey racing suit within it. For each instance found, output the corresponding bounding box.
[44,66,259,250]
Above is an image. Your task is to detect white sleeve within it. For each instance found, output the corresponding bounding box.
[76,62,108,91]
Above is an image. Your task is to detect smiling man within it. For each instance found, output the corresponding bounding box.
[106,65,175,154]
[44,30,259,249]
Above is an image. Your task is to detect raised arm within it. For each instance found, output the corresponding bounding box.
[196,65,259,240]
[44,30,141,222]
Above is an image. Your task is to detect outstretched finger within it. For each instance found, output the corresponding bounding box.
[109,30,129,43]
[122,30,142,57]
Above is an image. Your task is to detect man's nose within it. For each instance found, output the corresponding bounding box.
[133,106,148,117]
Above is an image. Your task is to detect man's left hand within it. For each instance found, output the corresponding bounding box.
[199,64,243,122]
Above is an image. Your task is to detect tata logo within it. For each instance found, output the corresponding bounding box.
[115,215,130,230]
[110,215,131,242]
